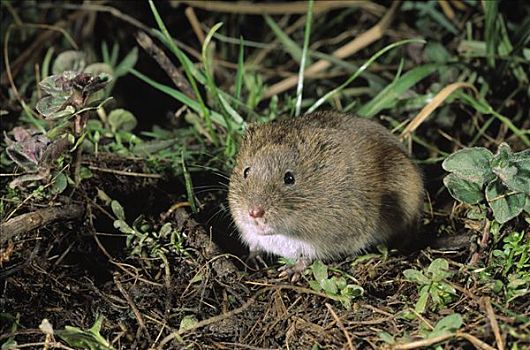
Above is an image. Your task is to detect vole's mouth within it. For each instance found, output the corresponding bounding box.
[237,216,275,236]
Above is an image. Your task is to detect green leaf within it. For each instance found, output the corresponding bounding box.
[131,139,177,155]
[308,280,322,292]
[500,149,530,194]
[311,260,328,283]
[443,174,484,204]
[108,109,137,132]
[403,269,429,284]
[415,285,430,313]
[357,63,441,118]
[56,315,114,350]
[51,173,68,194]
[113,220,135,235]
[486,180,526,224]
[335,276,347,290]
[114,47,138,78]
[179,315,198,332]
[321,278,338,295]
[52,50,86,74]
[512,149,530,164]
[79,166,93,180]
[427,258,451,281]
[111,200,125,220]
[36,95,75,119]
[341,284,364,298]
[429,314,463,338]
[39,71,77,95]
[378,331,395,344]
[84,63,114,77]
[189,272,203,284]
[424,42,452,63]
[442,148,494,185]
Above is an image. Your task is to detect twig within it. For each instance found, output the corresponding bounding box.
[177,0,385,16]
[438,0,456,21]
[400,82,479,141]
[37,2,152,33]
[1,12,84,86]
[185,6,205,44]
[458,332,498,350]
[263,1,400,99]
[470,219,491,266]
[482,297,504,350]
[325,303,355,350]
[36,2,204,62]
[7,341,76,349]
[114,273,150,341]
[1,204,85,243]
[156,291,262,349]
[88,165,163,178]
[135,31,195,100]
[392,331,497,350]
[245,281,349,303]
[392,333,455,350]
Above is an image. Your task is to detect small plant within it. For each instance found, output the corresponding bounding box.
[38,316,114,350]
[306,260,363,309]
[3,47,138,192]
[403,258,456,313]
[5,71,110,189]
[489,230,530,302]
[379,313,463,347]
[420,313,463,340]
[443,142,530,224]
[111,200,188,267]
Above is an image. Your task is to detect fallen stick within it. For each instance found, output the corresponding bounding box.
[1,204,85,243]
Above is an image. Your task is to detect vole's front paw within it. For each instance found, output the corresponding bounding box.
[278,258,309,282]
[245,250,268,270]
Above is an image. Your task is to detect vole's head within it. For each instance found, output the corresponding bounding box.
[228,122,339,239]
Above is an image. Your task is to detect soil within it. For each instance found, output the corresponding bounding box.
[1,153,528,349]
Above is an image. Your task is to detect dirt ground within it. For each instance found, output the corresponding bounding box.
[2,153,528,349]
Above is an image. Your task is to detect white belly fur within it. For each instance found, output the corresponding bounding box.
[241,230,318,259]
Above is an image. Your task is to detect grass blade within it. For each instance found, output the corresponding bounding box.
[235,36,245,100]
[295,0,314,117]
[306,38,425,114]
[357,63,443,118]
[130,68,228,128]
[148,0,211,131]
[264,14,304,64]
[483,0,499,67]
[181,149,197,213]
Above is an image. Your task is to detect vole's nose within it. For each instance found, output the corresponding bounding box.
[249,206,265,218]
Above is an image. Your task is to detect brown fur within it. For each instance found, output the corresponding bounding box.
[228,111,424,260]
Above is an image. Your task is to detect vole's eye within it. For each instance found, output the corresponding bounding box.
[243,167,250,179]
[283,171,295,185]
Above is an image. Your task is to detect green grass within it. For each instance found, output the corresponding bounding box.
[1,1,529,349]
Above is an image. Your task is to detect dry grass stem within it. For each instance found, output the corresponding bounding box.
[263,2,400,98]
[400,82,479,141]
[176,0,385,16]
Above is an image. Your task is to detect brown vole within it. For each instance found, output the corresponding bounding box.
[228,111,423,277]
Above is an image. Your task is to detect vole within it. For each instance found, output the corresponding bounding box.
[228,111,424,279]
